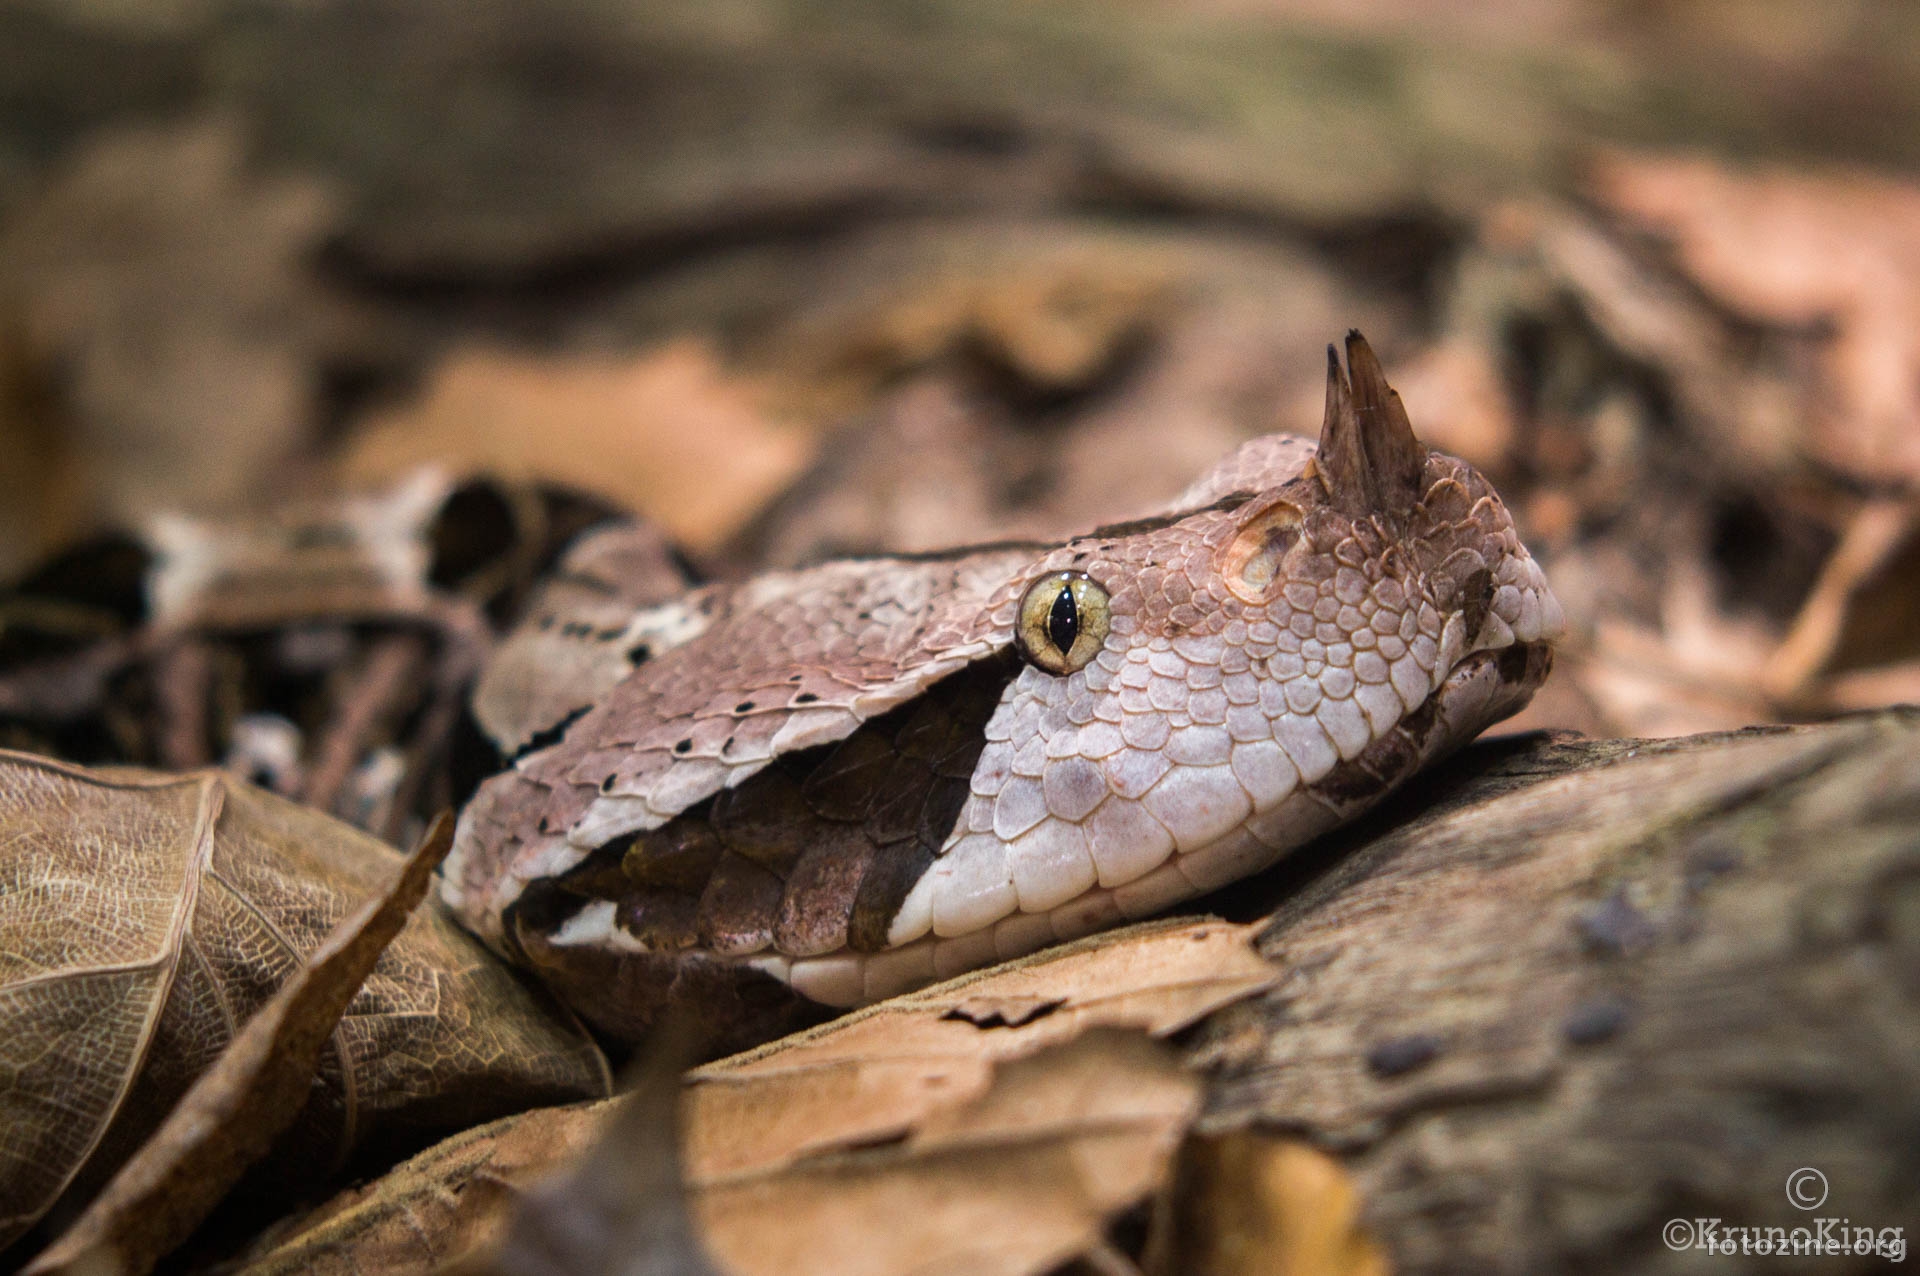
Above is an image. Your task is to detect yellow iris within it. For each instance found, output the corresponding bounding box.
[1015,570,1111,675]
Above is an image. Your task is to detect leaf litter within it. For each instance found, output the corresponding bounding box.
[22,814,454,1276]
[0,753,610,1262]
[236,918,1277,1276]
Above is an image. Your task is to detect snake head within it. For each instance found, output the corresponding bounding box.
[1221,330,1561,680]
[443,331,1562,1041]
[886,331,1562,951]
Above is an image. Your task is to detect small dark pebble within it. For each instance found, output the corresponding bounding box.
[1577,888,1660,956]
[1684,839,1742,891]
[1366,1032,1443,1078]
[1562,997,1631,1045]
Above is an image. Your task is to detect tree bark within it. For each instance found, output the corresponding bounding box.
[1185,709,1920,1271]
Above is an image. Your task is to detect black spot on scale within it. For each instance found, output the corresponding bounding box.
[674,738,693,754]
[795,692,819,704]
[627,643,652,666]
[736,701,755,713]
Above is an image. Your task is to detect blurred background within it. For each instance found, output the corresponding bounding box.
[4,0,1920,752]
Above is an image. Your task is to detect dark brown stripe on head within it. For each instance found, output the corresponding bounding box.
[711,762,818,874]
[555,655,1016,964]
[1499,641,1553,686]
[774,827,880,956]
[695,851,784,956]
[616,889,702,951]
[621,818,724,894]
[1086,491,1261,541]
[850,841,937,952]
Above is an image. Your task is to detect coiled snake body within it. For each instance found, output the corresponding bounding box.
[443,334,1563,1044]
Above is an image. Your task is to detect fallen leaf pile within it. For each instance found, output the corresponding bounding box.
[1405,154,1920,739]
[22,814,455,1276]
[0,118,346,578]
[0,469,641,840]
[2,2,1918,1272]
[337,341,816,557]
[0,752,609,1264]
[235,918,1286,1275]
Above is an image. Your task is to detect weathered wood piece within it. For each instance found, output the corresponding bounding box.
[1191,709,1920,1271]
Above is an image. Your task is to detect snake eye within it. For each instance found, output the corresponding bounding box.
[1016,570,1111,675]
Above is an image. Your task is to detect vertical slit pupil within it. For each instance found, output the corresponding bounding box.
[1047,584,1079,654]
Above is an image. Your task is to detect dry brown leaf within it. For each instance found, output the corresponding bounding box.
[336,340,814,554]
[22,814,454,1276]
[698,1031,1199,1276]
[452,1024,720,1276]
[1589,152,1920,487]
[234,917,1273,1275]
[1762,498,1920,700]
[685,918,1274,1178]
[0,116,341,573]
[234,1105,607,1275]
[793,242,1176,403]
[0,752,610,1256]
[1154,1133,1388,1276]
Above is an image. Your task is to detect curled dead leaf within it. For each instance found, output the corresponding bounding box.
[0,752,610,1259]
[697,1030,1200,1276]
[685,918,1273,1179]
